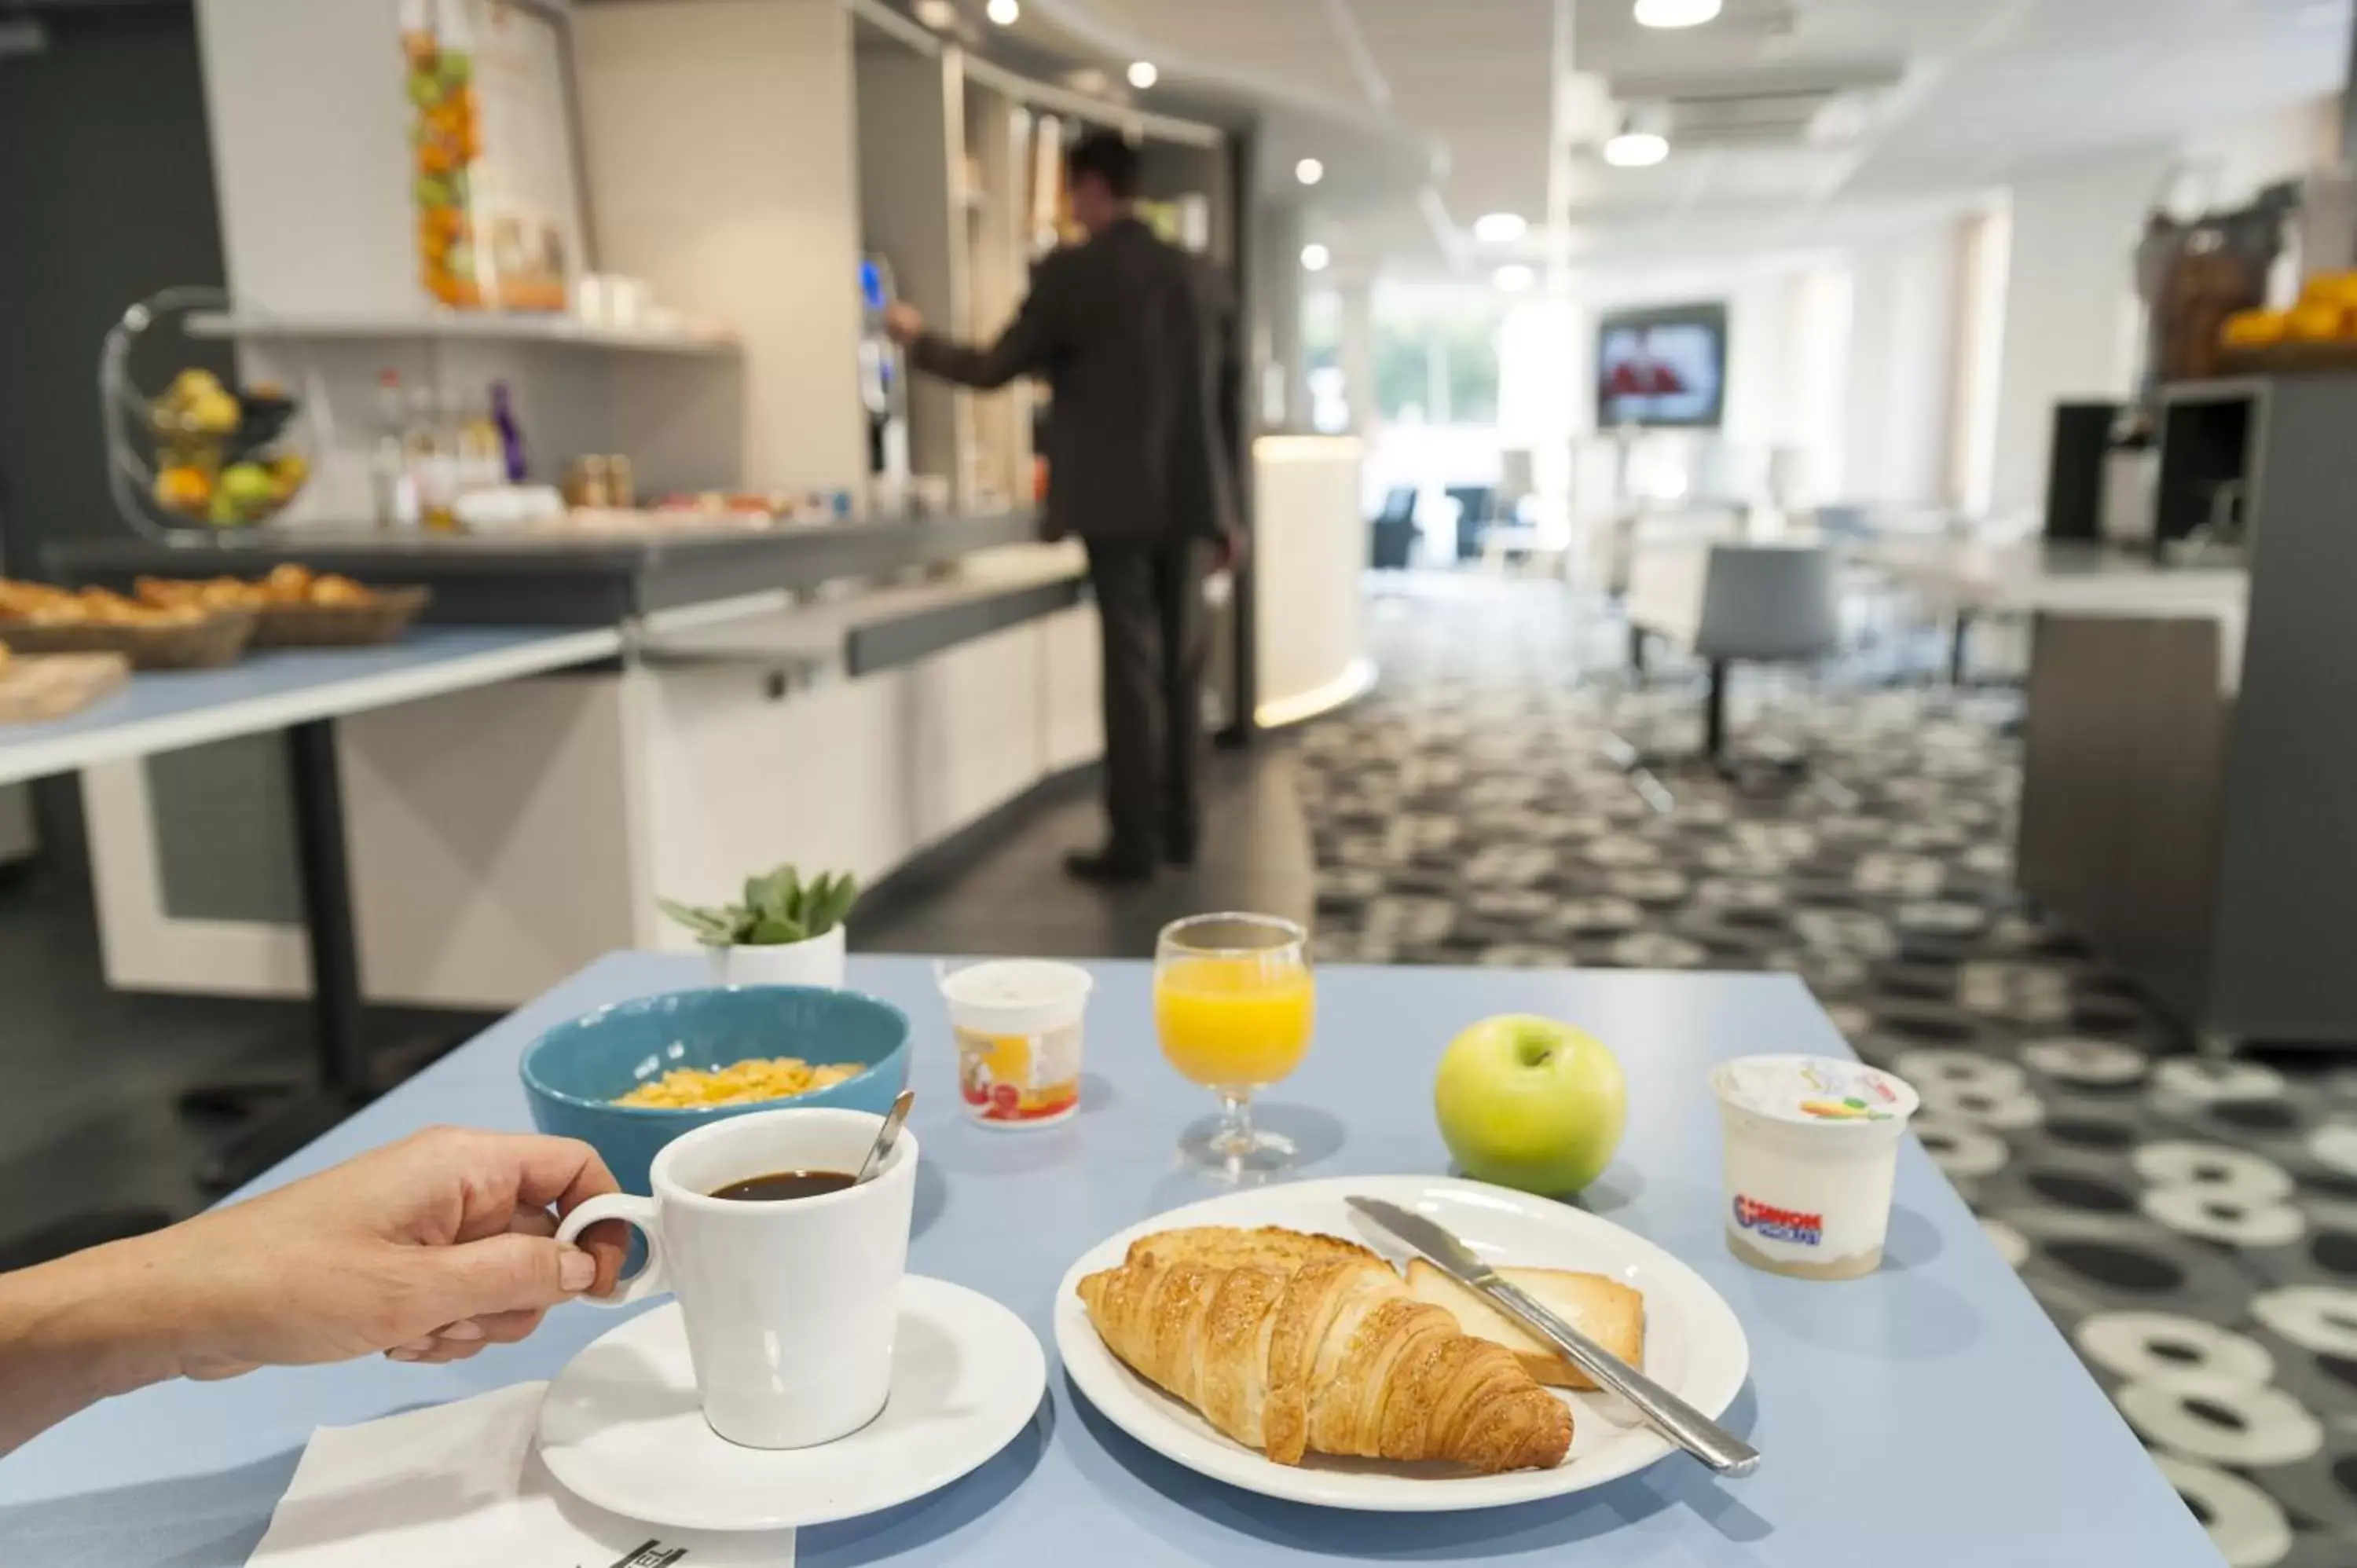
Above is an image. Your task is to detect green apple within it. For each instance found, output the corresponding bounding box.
[1435,1015,1627,1195]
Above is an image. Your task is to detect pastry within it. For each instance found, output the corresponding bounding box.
[1405,1259,1644,1391]
[1124,1224,1385,1273]
[1077,1245,1572,1474]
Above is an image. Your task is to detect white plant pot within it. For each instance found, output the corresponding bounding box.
[706,924,848,990]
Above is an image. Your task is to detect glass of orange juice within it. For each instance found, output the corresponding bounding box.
[1154,913,1314,1176]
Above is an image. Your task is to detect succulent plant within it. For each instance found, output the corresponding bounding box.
[659,864,859,948]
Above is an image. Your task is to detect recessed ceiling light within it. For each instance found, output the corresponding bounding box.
[1604,130,1670,168]
[1633,0,1723,27]
[914,0,957,28]
[1296,157,1325,186]
[1494,264,1537,294]
[1473,211,1528,244]
[1300,243,1332,273]
[1127,60,1159,90]
[987,0,1020,23]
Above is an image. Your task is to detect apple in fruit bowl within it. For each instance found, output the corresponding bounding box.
[1434,1015,1627,1195]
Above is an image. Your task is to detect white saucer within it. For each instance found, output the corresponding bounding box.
[536,1275,1047,1532]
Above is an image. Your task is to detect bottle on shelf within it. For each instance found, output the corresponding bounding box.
[489,379,527,482]
[370,370,420,530]
[406,383,459,532]
[457,392,504,496]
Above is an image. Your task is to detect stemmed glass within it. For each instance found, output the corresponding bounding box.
[1153,913,1315,1178]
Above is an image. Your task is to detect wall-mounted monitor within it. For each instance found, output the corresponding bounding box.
[1597,302,1728,430]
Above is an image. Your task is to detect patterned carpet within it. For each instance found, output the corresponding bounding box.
[1299,575,2357,1568]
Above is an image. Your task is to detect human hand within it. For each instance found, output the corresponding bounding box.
[883,301,925,346]
[126,1127,629,1377]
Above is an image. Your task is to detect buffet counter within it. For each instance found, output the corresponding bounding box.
[1251,435,1373,727]
[51,511,1047,625]
[46,520,1098,1009]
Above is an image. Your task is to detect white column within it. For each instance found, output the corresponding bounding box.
[1336,279,1377,438]
[1252,201,1307,430]
[1842,220,1965,509]
[1987,146,2172,520]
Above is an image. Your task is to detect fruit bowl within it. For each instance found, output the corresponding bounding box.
[101,286,324,537]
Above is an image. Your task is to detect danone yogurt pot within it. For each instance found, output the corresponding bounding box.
[1710,1055,1921,1281]
[940,959,1093,1129]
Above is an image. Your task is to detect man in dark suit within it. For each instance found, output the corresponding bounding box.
[887,131,1237,885]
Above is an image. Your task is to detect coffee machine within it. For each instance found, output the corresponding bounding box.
[858,255,910,515]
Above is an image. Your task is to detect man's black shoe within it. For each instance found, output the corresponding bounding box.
[1064,848,1156,885]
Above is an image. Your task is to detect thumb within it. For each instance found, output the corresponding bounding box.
[416,1233,599,1324]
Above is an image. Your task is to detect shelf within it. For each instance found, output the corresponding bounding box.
[185,310,740,356]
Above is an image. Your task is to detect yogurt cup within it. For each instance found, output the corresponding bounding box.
[939,960,1093,1129]
[1710,1054,1921,1281]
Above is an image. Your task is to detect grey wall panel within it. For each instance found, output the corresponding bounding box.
[148,736,301,925]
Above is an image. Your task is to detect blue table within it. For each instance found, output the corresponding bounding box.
[0,953,2220,1566]
[0,627,620,1187]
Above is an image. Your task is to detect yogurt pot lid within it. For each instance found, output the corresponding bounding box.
[1711,1054,1919,1127]
[938,958,1094,1011]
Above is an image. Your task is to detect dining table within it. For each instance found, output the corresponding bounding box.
[0,951,2223,1566]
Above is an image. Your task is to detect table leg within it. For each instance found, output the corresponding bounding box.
[1629,625,1648,680]
[1704,660,1729,764]
[289,720,368,1093]
[1949,609,1973,686]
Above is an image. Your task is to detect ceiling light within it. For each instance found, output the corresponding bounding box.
[1604,130,1670,168]
[914,0,957,27]
[1633,0,1723,27]
[1300,243,1332,273]
[987,0,1020,23]
[1494,264,1537,294]
[1127,60,1159,90]
[1296,157,1325,186]
[1473,211,1528,244]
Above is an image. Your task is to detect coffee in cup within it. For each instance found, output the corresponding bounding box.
[556,1107,918,1448]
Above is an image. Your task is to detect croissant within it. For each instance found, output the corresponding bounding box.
[1078,1251,1573,1473]
[1124,1223,1387,1273]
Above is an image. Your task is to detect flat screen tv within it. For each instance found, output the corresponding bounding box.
[1597,302,1728,429]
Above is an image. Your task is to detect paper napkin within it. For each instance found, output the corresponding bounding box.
[245,1383,794,1567]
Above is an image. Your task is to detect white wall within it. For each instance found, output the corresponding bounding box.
[575,0,867,495]
[2172,93,2339,214]
[1987,145,2172,520]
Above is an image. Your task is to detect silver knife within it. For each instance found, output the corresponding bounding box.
[1347,1196,1760,1478]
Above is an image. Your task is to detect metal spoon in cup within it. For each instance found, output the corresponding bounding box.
[853,1090,915,1186]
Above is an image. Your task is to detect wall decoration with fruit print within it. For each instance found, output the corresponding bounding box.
[403,0,485,310]
[400,0,588,314]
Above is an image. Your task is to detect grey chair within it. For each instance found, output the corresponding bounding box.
[1691,544,1844,766]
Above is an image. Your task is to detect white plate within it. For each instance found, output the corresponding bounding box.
[1054,1174,1750,1512]
[537,1275,1046,1532]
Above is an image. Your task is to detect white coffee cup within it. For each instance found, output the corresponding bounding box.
[555,1107,918,1449]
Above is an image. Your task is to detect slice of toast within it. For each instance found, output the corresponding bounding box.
[1406,1258,1644,1391]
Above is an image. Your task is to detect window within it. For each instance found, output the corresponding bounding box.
[1372,287,1501,426]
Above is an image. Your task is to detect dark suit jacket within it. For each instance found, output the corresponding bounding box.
[911,218,1237,547]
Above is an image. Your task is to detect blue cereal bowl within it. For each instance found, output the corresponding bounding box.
[520,985,911,1195]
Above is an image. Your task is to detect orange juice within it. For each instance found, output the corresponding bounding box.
[1154,956,1314,1090]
